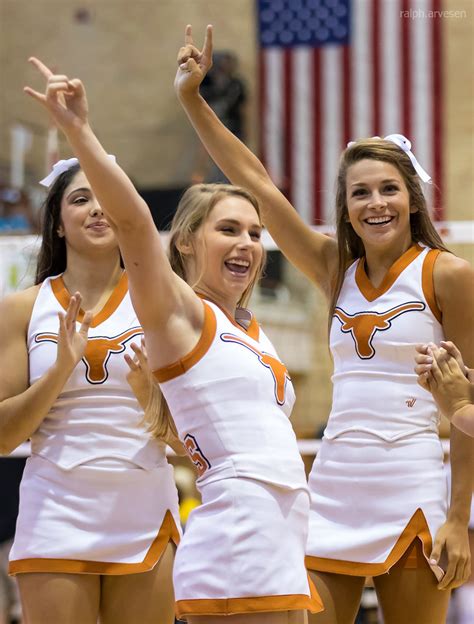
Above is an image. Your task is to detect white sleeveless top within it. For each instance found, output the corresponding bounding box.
[325,244,444,442]
[154,299,308,492]
[28,273,166,469]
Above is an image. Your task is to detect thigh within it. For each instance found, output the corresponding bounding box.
[100,542,175,624]
[308,570,365,624]
[17,572,100,624]
[189,611,307,624]
[373,545,451,624]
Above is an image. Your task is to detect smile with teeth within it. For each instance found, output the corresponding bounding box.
[225,258,250,275]
[364,216,394,225]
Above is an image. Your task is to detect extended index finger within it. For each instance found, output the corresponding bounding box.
[29,56,54,79]
[184,24,194,46]
[202,24,213,58]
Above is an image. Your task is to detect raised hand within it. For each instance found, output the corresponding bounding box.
[124,338,151,409]
[175,24,213,97]
[24,57,89,133]
[56,293,92,372]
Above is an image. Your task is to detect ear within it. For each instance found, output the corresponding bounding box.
[176,238,194,255]
[409,204,419,214]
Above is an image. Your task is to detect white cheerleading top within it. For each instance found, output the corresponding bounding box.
[28,273,166,469]
[154,299,308,492]
[325,244,444,442]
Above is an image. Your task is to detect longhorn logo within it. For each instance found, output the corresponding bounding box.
[333,302,425,359]
[35,327,143,384]
[220,333,290,405]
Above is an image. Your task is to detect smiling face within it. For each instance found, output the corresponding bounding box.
[345,159,416,254]
[189,195,264,306]
[59,170,118,255]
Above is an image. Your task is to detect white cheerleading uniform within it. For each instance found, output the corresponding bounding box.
[153,299,322,620]
[9,273,180,576]
[306,244,448,580]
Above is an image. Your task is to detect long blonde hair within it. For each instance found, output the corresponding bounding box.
[328,137,450,332]
[145,183,266,439]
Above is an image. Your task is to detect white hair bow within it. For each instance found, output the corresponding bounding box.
[346,134,431,183]
[39,155,116,188]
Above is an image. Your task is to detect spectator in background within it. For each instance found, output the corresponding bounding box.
[0,187,37,235]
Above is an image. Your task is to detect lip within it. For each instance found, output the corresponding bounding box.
[87,221,109,230]
[363,215,395,227]
[224,257,251,277]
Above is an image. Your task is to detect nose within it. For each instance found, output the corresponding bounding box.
[367,192,387,209]
[236,231,252,248]
[89,205,103,218]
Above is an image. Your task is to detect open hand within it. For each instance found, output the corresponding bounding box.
[24,57,89,133]
[56,293,92,372]
[175,24,213,97]
[124,338,151,409]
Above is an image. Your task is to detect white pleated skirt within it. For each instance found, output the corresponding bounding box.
[174,476,323,620]
[9,454,181,575]
[306,431,448,579]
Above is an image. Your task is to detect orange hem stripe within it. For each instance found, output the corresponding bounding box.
[9,510,180,576]
[305,508,433,577]
[153,302,216,383]
[356,243,424,302]
[421,249,443,323]
[50,273,129,328]
[176,589,324,618]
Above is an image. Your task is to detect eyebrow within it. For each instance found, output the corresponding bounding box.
[350,178,400,187]
[66,187,91,199]
[216,218,262,230]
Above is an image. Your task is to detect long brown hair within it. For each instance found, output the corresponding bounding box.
[35,163,81,284]
[145,183,267,439]
[328,137,450,331]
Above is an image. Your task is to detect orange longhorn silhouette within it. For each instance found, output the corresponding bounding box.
[35,327,143,383]
[220,333,290,404]
[333,302,425,359]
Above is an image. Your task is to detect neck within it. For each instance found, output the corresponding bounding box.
[194,285,241,318]
[363,236,414,280]
[62,248,122,298]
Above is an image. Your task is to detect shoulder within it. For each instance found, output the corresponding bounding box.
[433,252,473,302]
[0,285,41,333]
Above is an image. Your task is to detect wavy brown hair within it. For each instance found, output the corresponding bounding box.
[328,137,450,331]
[145,183,266,440]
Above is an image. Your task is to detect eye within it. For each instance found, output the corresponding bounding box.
[383,184,399,193]
[250,230,261,240]
[220,226,236,234]
[352,188,367,197]
[72,195,89,205]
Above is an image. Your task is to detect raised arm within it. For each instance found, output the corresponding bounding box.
[430,253,474,590]
[175,25,338,296]
[25,58,203,369]
[0,289,91,455]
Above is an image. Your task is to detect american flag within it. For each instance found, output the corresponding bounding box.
[257,0,443,224]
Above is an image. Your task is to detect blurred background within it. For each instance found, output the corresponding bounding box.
[0,1,472,623]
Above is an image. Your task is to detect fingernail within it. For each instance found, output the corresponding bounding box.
[429,558,437,565]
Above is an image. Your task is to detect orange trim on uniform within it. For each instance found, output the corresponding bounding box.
[355,244,424,302]
[176,575,323,618]
[153,302,217,383]
[197,293,260,340]
[421,249,443,323]
[50,273,129,328]
[305,508,433,577]
[9,510,180,576]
